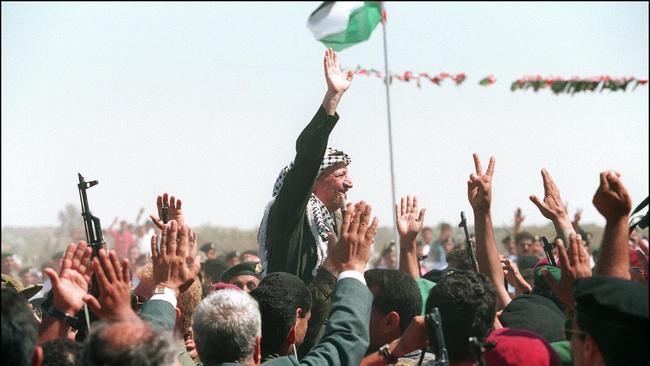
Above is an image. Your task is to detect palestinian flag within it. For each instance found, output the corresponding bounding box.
[307,2,384,51]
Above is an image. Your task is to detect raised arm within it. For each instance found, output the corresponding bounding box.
[593,171,632,279]
[38,241,93,344]
[396,196,426,279]
[271,48,353,222]
[468,154,511,309]
[529,169,575,244]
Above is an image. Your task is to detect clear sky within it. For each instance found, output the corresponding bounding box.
[2,2,648,232]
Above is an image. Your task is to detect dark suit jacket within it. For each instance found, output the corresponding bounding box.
[263,277,372,366]
[264,106,339,285]
[139,278,371,366]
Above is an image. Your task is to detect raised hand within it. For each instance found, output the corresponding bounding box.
[327,201,379,274]
[149,193,186,230]
[324,48,353,94]
[593,171,632,221]
[529,169,570,224]
[572,208,583,229]
[514,208,525,228]
[150,220,201,295]
[467,153,495,212]
[500,255,531,294]
[44,241,93,315]
[396,196,426,242]
[541,234,592,310]
[82,249,136,320]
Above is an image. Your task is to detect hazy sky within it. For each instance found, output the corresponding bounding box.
[2,2,648,232]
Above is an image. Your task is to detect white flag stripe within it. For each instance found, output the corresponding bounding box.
[307,2,365,40]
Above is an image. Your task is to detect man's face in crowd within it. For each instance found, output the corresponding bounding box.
[313,163,353,212]
[228,275,260,293]
[294,309,312,346]
[569,318,594,366]
[367,285,400,353]
[439,228,453,241]
[21,270,40,286]
[206,249,218,260]
[507,240,518,255]
[517,238,533,256]
[384,250,397,269]
[443,238,455,253]
[421,229,433,244]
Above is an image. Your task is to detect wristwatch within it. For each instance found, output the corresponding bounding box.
[46,306,79,327]
[153,286,176,296]
[379,343,398,364]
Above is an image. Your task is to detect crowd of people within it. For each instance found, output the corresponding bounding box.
[2,48,649,366]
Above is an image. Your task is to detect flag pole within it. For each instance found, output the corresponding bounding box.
[380,17,399,264]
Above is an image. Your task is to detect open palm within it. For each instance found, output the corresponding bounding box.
[396,196,426,240]
[324,48,353,93]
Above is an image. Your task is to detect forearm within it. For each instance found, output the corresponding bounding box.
[595,217,630,279]
[399,236,421,279]
[272,106,338,221]
[552,214,575,245]
[474,209,511,308]
[512,273,532,294]
[321,91,344,116]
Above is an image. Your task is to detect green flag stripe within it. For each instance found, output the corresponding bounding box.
[319,2,382,51]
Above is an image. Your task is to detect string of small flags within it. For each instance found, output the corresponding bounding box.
[352,66,647,94]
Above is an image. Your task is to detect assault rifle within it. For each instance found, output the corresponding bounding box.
[541,236,557,267]
[459,211,479,272]
[469,337,496,366]
[419,307,449,366]
[77,173,106,333]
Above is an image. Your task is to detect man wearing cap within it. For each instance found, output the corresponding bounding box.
[258,48,355,285]
[221,262,263,293]
[569,276,648,366]
[200,242,218,261]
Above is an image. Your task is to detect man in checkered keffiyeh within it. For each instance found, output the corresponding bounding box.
[257,48,355,285]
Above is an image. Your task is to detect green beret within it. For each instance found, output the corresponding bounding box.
[1,273,42,299]
[550,341,572,366]
[575,276,648,332]
[221,261,262,282]
[534,265,561,290]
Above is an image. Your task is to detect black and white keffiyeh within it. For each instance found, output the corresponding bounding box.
[258,148,351,278]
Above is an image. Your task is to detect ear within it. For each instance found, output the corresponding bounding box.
[386,311,401,332]
[253,335,262,365]
[32,345,43,366]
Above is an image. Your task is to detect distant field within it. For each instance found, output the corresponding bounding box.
[2,222,611,269]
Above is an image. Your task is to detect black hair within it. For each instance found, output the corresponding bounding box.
[202,259,229,283]
[251,272,312,356]
[445,246,473,271]
[425,270,496,363]
[515,231,535,244]
[42,338,84,366]
[1,288,39,366]
[364,269,422,333]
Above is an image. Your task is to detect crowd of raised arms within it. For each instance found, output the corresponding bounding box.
[2,49,648,366]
